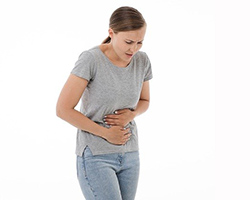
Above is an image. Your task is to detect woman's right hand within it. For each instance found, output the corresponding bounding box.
[103,126,131,145]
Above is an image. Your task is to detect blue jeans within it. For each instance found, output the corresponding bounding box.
[76,146,140,200]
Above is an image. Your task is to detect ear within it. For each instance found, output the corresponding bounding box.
[108,28,114,39]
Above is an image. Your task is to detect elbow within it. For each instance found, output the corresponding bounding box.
[141,98,150,107]
[56,103,66,119]
[144,99,150,111]
[56,103,75,121]
[56,106,63,119]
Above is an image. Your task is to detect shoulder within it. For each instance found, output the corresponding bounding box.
[133,51,151,65]
[75,46,103,68]
[134,51,150,61]
[72,47,100,81]
[134,51,153,81]
[77,46,99,60]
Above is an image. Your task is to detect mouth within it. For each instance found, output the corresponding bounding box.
[125,53,133,57]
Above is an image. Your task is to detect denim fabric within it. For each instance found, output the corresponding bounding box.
[77,146,140,200]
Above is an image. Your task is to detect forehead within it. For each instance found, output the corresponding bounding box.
[117,26,146,41]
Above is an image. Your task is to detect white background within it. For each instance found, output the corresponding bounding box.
[0,0,249,199]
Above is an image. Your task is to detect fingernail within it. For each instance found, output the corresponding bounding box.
[115,111,118,114]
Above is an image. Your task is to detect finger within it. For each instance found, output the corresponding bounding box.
[124,134,131,144]
[104,114,119,119]
[124,134,131,141]
[105,122,119,126]
[104,118,120,126]
[115,109,129,114]
[104,117,118,122]
[122,128,131,134]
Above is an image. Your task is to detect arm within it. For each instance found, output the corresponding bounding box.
[104,81,151,127]
[133,80,151,117]
[56,74,131,144]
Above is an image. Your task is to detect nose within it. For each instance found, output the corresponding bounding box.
[131,43,139,53]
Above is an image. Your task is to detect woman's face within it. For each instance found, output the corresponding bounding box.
[109,25,147,64]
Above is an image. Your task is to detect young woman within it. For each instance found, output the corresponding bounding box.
[56,6,153,200]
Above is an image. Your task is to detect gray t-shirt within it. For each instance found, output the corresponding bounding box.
[71,46,153,156]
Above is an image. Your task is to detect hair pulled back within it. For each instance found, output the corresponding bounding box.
[102,6,146,44]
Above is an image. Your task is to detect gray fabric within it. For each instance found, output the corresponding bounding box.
[71,46,153,156]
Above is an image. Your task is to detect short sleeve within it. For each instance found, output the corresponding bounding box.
[71,51,96,81]
[144,53,153,82]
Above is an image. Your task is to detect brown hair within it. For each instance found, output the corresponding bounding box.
[102,6,146,44]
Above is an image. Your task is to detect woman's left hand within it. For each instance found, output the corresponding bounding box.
[104,109,136,127]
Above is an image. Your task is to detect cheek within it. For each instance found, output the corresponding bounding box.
[118,42,128,51]
[116,44,129,55]
[137,45,143,52]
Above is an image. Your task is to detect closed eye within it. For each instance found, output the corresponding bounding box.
[125,41,143,45]
[125,41,133,44]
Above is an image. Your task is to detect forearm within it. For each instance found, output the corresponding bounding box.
[101,99,150,127]
[132,99,150,118]
[56,108,107,138]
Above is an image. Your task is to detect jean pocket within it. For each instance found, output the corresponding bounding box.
[83,146,93,160]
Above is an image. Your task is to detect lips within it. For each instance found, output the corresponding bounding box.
[125,53,133,57]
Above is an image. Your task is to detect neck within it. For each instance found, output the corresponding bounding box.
[100,44,129,68]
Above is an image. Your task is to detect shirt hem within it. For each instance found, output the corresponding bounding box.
[75,145,139,157]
